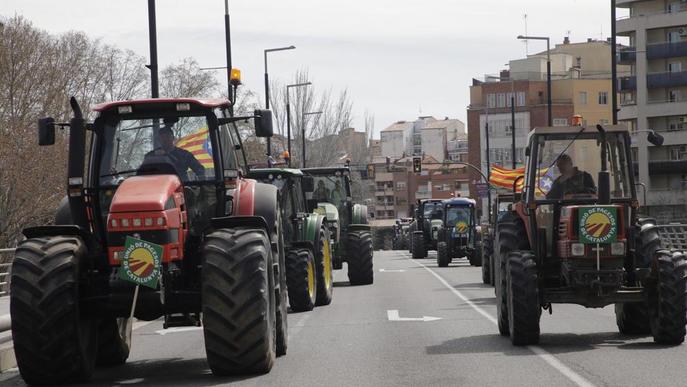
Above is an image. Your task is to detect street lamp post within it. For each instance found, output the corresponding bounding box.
[286,82,312,167]
[611,0,619,124]
[517,35,552,126]
[264,45,296,156]
[302,111,323,168]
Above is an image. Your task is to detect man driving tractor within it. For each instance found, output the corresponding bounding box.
[546,153,596,199]
[146,125,205,181]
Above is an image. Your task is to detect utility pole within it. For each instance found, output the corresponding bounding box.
[611,0,618,124]
[146,0,159,99]
[224,0,233,113]
[511,96,516,169]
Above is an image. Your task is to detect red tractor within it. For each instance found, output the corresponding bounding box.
[10,97,288,384]
[495,124,686,346]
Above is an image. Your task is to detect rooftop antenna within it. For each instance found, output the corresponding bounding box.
[523,13,529,55]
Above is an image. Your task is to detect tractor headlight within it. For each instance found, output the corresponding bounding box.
[611,242,625,256]
[121,218,130,227]
[571,243,585,257]
[110,219,118,228]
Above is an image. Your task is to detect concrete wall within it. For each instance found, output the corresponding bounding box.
[421,127,447,162]
[380,130,405,159]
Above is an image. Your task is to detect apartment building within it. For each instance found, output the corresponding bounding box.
[616,0,687,221]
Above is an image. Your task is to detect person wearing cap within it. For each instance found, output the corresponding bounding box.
[146,126,205,181]
[546,154,596,199]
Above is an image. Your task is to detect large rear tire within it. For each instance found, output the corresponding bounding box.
[10,236,97,385]
[272,214,288,357]
[286,248,317,312]
[347,230,374,285]
[202,228,276,375]
[437,241,450,267]
[411,231,427,259]
[649,250,687,345]
[495,212,529,336]
[507,250,541,346]
[315,225,334,306]
[468,246,482,267]
[96,318,132,366]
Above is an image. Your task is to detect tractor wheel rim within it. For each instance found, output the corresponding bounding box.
[307,259,316,301]
[323,239,333,290]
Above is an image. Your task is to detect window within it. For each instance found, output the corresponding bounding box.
[669,89,681,102]
[497,93,506,108]
[669,146,687,161]
[668,2,681,13]
[487,94,496,108]
[668,31,681,43]
[517,92,526,106]
[506,92,514,107]
[599,119,610,125]
[598,91,608,105]
[553,118,568,127]
[579,91,588,105]
[396,181,406,190]
[668,62,682,73]
[631,147,638,162]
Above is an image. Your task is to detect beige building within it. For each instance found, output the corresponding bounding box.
[616,0,687,221]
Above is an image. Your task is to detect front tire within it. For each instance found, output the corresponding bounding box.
[507,251,541,346]
[495,212,529,336]
[437,242,450,267]
[315,225,334,306]
[286,248,317,312]
[411,231,427,259]
[202,228,276,375]
[347,230,374,285]
[10,236,97,385]
[96,318,132,366]
[649,250,687,345]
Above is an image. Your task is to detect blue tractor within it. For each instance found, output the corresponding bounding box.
[436,198,482,267]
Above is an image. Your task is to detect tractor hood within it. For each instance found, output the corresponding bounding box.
[315,202,339,222]
[109,175,182,213]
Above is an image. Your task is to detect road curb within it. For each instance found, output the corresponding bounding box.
[0,341,15,373]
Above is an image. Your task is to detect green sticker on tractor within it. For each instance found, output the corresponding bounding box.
[578,207,618,244]
[118,236,163,289]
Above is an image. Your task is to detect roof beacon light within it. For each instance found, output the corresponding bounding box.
[176,103,191,111]
[230,68,242,86]
[118,105,133,114]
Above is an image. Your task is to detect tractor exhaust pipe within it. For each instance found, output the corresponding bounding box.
[67,97,89,230]
[596,125,611,205]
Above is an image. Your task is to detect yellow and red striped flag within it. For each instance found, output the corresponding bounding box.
[489,165,551,194]
[176,128,213,169]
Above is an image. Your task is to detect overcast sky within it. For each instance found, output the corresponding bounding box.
[4,0,619,137]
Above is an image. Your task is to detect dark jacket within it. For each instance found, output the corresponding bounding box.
[145,147,206,181]
[546,168,596,199]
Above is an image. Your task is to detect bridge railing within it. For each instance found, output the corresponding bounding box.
[655,224,687,251]
[0,248,14,297]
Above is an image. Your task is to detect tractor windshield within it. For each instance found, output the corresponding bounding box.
[99,115,215,185]
[311,174,348,206]
[423,202,442,218]
[531,132,631,201]
[445,206,472,229]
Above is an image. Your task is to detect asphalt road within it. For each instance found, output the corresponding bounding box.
[2,250,687,386]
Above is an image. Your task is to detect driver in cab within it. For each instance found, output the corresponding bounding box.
[146,126,205,181]
[546,154,596,199]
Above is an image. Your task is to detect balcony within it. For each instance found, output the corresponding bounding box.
[647,42,687,60]
[619,76,637,91]
[647,71,687,89]
[618,48,636,64]
[633,160,687,175]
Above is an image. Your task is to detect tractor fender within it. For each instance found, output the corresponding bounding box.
[231,179,280,238]
[352,204,368,225]
[514,201,532,248]
[54,196,72,225]
[302,213,326,246]
[348,224,371,232]
[23,225,90,240]
[210,216,270,233]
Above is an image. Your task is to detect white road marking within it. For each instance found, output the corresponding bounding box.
[410,257,596,387]
[387,309,442,322]
[155,326,203,336]
[379,269,407,273]
[287,312,312,340]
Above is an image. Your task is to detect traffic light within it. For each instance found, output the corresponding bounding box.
[412,157,422,173]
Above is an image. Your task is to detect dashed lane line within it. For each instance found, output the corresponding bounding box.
[408,255,596,387]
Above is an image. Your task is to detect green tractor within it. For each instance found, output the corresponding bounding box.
[408,199,444,259]
[436,198,482,267]
[303,167,374,285]
[248,168,334,311]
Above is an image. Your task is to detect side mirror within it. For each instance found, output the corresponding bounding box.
[38,117,56,146]
[254,109,273,138]
[647,131,664,146]
[302,176,314,193]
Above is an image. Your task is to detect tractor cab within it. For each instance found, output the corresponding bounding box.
[303,167,353,226]
[436,198,481,267]
[520,125,636,282]
[409,199,444,258]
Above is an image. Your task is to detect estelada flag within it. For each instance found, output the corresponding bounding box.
[176,128,213,169]
[489,165,551,194]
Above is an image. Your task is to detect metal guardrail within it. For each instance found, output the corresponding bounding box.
[656,224,687,251]
[0,248,13,298]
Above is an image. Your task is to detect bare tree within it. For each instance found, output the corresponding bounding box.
[160,58,219,99]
